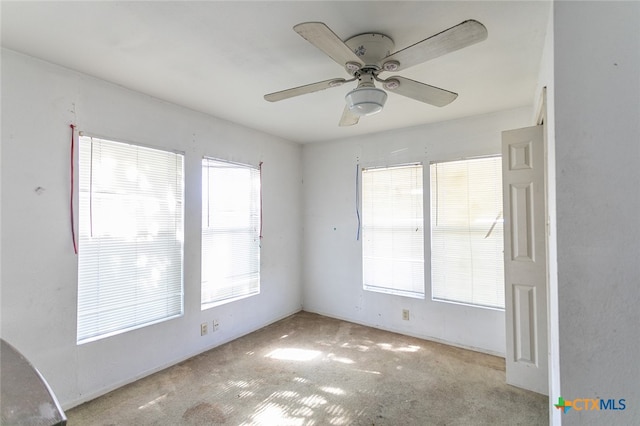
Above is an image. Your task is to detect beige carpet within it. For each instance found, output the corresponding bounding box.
[67,311,548,425]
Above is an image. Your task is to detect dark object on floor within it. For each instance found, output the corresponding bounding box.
[1,338,67,425]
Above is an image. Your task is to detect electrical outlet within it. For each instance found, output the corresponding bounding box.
[213,319,220,331]
[402,309,410,321]
[200,322,208,336]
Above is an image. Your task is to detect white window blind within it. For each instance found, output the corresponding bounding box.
[362,164,425,298]
[77,136,184,344]
[201,158,260,308]
[430,156,504,309]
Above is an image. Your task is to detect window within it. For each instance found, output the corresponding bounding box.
[77,136,184,344]
[430,157,504,309]
[201,158,260,308]
[361,164,425,298]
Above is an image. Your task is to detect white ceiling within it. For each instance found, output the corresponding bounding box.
[1,1,550,143]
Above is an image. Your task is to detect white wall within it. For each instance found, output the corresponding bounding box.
[302,107,532,355]
[0,49,303,408]
[533,4,561,424]
[554,2,640,424]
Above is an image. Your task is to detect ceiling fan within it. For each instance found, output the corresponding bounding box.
[264,20,488,126]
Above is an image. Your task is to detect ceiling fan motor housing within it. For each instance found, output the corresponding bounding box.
[344,32,395,72]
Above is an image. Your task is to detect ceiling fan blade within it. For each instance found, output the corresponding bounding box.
[383,20,487,71]
[264,78,348,102]
[339,105,360,127]
[294,22,364,69]
[386,76,458,107]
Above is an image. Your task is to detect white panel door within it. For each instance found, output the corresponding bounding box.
[502,125,548,395]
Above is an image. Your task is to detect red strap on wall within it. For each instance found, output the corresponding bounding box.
[70,124,78,254]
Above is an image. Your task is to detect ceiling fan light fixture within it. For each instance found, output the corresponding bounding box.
[345,86,387,116]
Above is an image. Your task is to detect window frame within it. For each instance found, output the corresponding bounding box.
[77,134,185,344]
[200,157,261,309]
[429,155,505,311]
[360,162,426,299]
